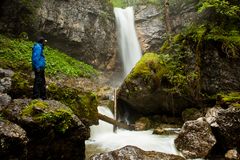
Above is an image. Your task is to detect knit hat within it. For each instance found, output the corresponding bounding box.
[37,36,47,43]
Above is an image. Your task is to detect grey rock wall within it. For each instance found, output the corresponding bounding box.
[37,0,117,70]
[135,0,198,53]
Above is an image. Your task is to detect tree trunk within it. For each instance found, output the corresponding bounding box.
[164,0,172,35]
[98,113,135,131]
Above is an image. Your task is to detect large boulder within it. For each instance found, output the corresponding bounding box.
[174,118,216,159]
[3,99,89,160]
[117,53,193,119]
[0,119,28,160]
[206,92,240,151]
[214,107,240,150]
[90,145,185,160]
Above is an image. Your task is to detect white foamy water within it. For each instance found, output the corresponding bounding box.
[85,106,180,158]
[114,7,142,77]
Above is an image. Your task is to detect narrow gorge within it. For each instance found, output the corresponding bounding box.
[0,0,239,160]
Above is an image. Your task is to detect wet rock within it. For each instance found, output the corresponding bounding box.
[153,127,180,135]
[174,117,216,159]
[134,117,151,131]
[3,99,89,160]
[205,107,221,127]
[214,106,240,150]
[225,149,240,160]
[0,119,28,160]
[152,127,165,135]
[0,68,14,78]
[0,93,11,111]
[0,68,14,93]
[90,145,185,160]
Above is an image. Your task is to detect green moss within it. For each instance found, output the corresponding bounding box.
[218,92,240,103]
[232,103,240,109]
[21,100,74,133]
[9,72,32,98]
[0,34,98,77]
[22,100,48,116]
[108,0,161,7]
[126,53,168,82]
[47,83,98,124]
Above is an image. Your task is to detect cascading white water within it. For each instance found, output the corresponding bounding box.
[114,7,142,77]
[85,6,181,159]
[85,106,180,159]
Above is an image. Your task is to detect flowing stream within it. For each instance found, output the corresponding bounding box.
[114,7,142,77]
[85,106,180,159]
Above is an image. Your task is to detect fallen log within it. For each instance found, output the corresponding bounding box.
[98,113,134,131]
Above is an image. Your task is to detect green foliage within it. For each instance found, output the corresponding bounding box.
[21,99,74,133]
[108,0,161,7]
[1,0,43,33]
[109,0,126,7]
[217,92,240,103]
[217,92,240,109]
[198,0,240,18]
[0,113,4,120]
[0,34,98,77]
[195,0,240,57]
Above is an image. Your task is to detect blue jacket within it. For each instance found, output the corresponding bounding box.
[32,43,46,70]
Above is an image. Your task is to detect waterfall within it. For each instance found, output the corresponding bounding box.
[114,7,142,77]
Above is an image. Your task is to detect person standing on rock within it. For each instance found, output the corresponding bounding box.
[32,36,47,100]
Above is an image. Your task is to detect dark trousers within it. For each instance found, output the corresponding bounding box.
[33,69,46,100]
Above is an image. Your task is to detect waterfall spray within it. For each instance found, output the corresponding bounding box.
[114,7,142,78]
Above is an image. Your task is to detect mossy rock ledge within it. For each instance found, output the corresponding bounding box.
[3,99,89,160]
[4,72,99,126]
[117,53,194,119]
[47,83,99,125]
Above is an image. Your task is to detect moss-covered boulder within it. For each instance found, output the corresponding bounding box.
[48,83,98,125]
[117,53,194,119]
[3,99,89,160]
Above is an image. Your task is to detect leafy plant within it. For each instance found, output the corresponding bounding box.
[198,0,240,18]
[0,34,98,77]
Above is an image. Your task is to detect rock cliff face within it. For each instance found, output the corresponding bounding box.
[135,0,198,53]
[36,0,117,70]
